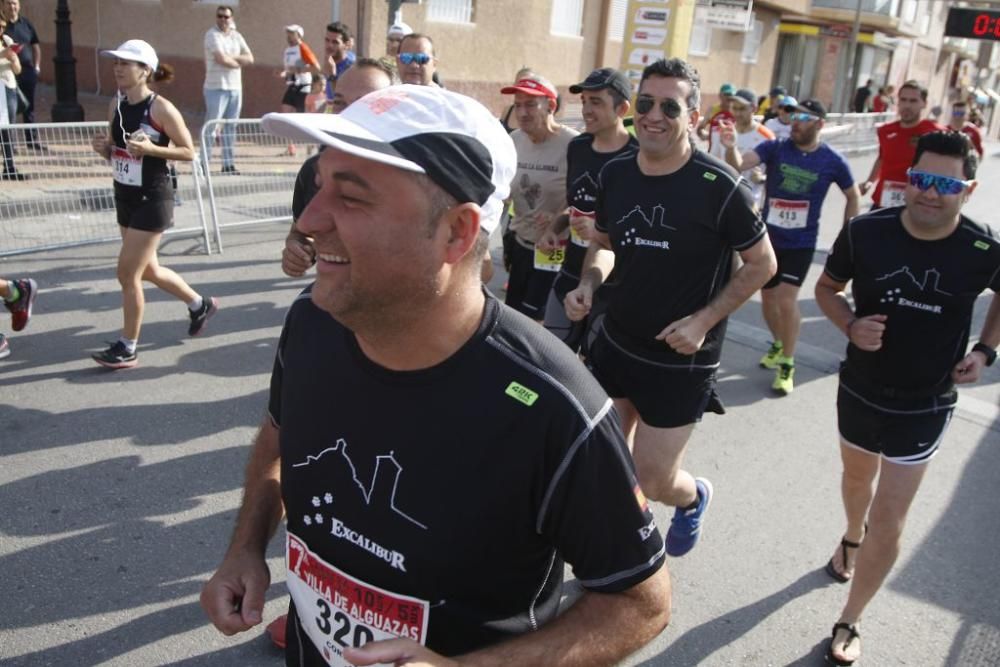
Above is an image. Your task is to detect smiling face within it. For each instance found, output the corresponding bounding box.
[634,75,697,160]
[904,152,975,232]
[297,149,446,326]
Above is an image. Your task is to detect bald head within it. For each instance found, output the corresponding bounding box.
[330,62,394,113]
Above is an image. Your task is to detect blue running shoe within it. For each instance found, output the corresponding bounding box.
[665,477,713,557]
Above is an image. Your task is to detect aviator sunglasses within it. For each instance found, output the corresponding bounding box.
[634,95,688,119]
[399,52,431,65]
[906,168,973,195]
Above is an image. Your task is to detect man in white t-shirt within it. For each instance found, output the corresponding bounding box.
[764,95,795,141]
[709,88,774,210]
[203,5,253,174]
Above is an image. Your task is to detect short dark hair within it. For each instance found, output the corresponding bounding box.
[639,58,701,110]
[354,57,397,84]
[952,100,967,108]
[400,33,435,56]
[899,79,928,101]
[327,21,352,41]
[913,131,978,180]
[216,5,234,15]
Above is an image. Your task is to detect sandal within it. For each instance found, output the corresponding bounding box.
[825,523,867,583]
[826,622,861,665]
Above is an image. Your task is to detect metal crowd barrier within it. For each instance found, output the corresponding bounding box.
[822,112,893,155]
[0,121,212,258]
[199,118,301,253]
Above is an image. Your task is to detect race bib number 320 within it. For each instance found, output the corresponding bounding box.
[287,532,430,667]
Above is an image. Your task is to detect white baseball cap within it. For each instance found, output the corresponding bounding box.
[262,85,516,234]
[387,22,413,38]
[285,24,304,37]
[101,39,158,72]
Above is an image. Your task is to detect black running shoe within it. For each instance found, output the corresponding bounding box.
[92,341,138,369]
[188,296,219,336]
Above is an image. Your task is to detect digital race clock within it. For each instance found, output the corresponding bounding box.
[945,7,1000,41]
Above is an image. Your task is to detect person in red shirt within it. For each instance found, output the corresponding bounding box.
[860,80,944,209]
[871,84,894,113]
[946,100,984,158]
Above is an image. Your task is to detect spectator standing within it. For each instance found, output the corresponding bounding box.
[321,21,355,110]
[0,12,23,179]
[871,84,894,113]
[1,0,43,151]
[385,21,412,56]
[853,79,874,113]
[203,4,253,175]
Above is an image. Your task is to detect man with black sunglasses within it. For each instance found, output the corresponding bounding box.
[721,98,859,395]
[203,5,253,175]
[566,58,776,558]
[814,131,998,667]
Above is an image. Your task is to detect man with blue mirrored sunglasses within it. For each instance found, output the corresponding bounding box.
[396,33,438,86]
[815,130,998,667]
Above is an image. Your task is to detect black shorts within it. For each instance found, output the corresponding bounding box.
[586,329,725,428]
[115,194,174,233]
[282,85,309,112]
[837,383,954,464]
[505,240,557,319]
[763,246,816,289]
[543,273,610,355]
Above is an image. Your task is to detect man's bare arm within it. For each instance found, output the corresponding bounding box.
[842,184,860,226]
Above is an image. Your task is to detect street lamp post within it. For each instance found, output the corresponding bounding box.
[51,0,84,122]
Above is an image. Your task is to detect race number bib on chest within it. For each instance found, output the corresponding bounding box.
[882,182,906,207]
[111,147,142,187]
[767,198,809,229]
[534,241,567,271]
[287,533,429,667]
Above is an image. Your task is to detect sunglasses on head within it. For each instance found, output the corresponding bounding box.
[906,168,972,195]
[399,52,431,65]
[789,112,818,122]
[634,96,686,119]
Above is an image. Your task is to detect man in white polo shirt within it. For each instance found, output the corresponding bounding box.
[203,5,253,175]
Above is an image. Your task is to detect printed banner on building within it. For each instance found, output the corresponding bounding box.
[619,0,672,93]
[696,0,753,31]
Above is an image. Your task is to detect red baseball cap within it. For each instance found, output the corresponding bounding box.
[501,76,558,100]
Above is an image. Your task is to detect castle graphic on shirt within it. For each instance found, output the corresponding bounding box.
[570,172,598,206]
[875,266,950,314]
[293,438,427,530]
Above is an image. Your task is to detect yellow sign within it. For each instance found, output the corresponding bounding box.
[618,0,697,94]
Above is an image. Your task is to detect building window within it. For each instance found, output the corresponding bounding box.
[741,17,763,64]
[551,0,585,37]
[609,0,628,41]
[689,7,712,57]
[427,0,474,24]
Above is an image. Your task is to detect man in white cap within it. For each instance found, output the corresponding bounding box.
[201,85,670,666]
[279,24,320,115]
[386,20,412,56]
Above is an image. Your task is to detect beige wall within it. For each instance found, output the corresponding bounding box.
[687,7,781,113]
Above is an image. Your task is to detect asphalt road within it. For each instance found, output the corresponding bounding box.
[1,144,998,666]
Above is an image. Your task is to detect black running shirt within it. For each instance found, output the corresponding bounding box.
[825,207,1000,396]
[269,289,665,662]
[594,149,765,367]
[557,134,638,289]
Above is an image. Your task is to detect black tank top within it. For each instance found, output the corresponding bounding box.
[110,93,172,199]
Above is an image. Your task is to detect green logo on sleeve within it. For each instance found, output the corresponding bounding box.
[505,382,539,406]
[703,172,717,181]
[974,240,990,251]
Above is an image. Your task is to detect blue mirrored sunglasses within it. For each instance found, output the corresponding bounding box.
[399,52,431,65]
[789,112,818,122]
[906,168,972,195]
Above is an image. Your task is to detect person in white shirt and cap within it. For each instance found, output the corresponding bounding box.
[386,20,412,56]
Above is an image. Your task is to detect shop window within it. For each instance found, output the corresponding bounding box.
[689,8,712,57]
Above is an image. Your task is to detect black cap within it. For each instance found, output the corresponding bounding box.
[569,67,632,101]
[728,88,757,107]
[791,98,827,119]
[770,85,787,97]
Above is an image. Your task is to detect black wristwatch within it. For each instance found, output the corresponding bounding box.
[972,342,997,367]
